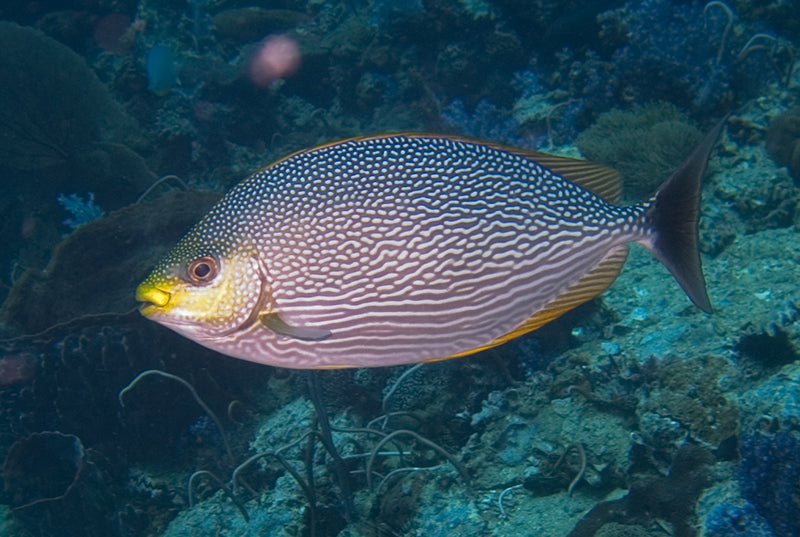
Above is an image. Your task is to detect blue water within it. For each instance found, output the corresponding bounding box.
[0,1,799,536]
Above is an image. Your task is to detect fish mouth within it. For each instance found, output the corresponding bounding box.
[136,283,171,316]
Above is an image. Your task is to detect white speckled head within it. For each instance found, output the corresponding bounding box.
[136,208,268,346]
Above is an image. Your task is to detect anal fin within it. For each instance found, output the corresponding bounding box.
[446,246,629,359]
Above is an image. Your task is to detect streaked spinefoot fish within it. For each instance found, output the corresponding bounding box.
[137,120,725,368]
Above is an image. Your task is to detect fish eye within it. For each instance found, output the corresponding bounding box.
[186,256,219,284]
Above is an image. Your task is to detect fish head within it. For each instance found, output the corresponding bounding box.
[136,233,268,343]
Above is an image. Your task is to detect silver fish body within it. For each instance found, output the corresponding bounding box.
[137,125,723,368]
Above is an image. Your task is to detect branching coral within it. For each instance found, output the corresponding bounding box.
[119,369,234,462]
[139,364,470,536]
[523,442,588,498]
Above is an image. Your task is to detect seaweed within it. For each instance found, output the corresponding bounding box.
[160,364,472,536]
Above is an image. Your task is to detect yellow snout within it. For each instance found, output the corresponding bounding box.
[136,283,171,314]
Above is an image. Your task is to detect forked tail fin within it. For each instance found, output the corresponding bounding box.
[642,116,727,313]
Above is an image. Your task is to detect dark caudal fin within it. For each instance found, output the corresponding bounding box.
[643,116,727,313]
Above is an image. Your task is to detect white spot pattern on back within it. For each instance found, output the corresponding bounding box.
[165,136,650,367]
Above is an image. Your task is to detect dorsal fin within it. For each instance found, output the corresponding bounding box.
[412,134,624,203]
[442,246,629,360]
[510,149,623,203]
[270,133,623,204]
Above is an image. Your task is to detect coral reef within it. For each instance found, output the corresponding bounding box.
[766,107,800,184]
[639,355,739,446]
[0,0,798,536]
[2,431,118,537]
[738,430,800,537]
[0,22,142,176]
[0,21,157,295]
[441,98,533,147]
[56,192,106,230]
[212,8,308,43]
[0,190,220,334]
[576,102,702,199]
[565,444,714,537]
[705,502,777,537]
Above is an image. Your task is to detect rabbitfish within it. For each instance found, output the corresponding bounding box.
[136,122,724,368]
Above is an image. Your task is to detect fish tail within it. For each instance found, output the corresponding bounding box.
[641,116,727,313]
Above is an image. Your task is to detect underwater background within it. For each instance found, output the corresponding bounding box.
[0,0,799,536]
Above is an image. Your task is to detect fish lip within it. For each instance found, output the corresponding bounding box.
[135,283,171,315]
[138,303,160,317]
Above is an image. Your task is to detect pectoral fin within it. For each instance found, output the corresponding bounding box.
[260,312,332,341]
